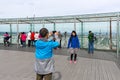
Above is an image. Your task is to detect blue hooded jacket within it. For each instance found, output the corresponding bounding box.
[35,39,59,60]
[67,36,80,48]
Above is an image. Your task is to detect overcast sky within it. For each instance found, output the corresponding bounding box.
[0,0,120,18]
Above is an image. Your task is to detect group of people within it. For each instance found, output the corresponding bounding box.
[34,28,95,80]
[34,28,80,80]
[51,31,62,48]
[18,31,40,47]
[3,29,95,80]
[17,31,63,48]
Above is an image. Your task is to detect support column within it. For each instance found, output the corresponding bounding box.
[30,24,32,31]
[33,15,35,32]
[42,20,45,28]
[32,24,35,32]
[53,23,56,31]
[10,24,12,44]
[110,19,112,49]
[74,19,76,31]
[17,19,19,48]
[117,13,120,58]
[81,22,84,48]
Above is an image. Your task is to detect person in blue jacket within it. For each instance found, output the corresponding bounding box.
[68,31,80,64]
[35,28,60,80]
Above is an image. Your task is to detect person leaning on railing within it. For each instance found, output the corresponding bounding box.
[3,32,11,47]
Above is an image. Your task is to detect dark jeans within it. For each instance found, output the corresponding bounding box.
[31,40,35,46]
[88,41,94,53]
[28,40,31,47]
[4,40,10,46]
[22,41,26,47]
[36,73,52,80]
[58,40,62,48]
[20,40,23,45]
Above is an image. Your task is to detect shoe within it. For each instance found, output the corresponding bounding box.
[69,60,72,63]
[74,61,76,64]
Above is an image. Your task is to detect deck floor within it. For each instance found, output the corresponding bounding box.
[0,50,120,80]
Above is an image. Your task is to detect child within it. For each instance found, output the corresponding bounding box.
[68,31,80,64]
[35,28,60,80]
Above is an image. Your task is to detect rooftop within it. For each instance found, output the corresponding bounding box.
[0,46,120,80]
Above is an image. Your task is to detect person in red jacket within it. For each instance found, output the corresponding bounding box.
[21,32,27,47]
[31,32,35,46]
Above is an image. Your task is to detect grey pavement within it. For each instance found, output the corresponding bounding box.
[0,47,120,80]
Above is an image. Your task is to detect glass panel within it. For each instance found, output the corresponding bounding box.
[56,23,74,47]
[34,24,43,32]
[11,24,30,44]
[112,21,117,50]
[83,22,110,50]
[44,24,54,32]
[0,25,10,44]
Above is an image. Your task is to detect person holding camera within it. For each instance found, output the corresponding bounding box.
[34,28,60,80]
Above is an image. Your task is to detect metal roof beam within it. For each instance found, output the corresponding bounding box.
[19,20,32,24]
[76,18,83,22]
[45,19,55,23]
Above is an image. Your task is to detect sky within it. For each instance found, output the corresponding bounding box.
[0,0,120,18]
[0,0,119,33]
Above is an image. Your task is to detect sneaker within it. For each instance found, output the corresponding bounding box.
[69,60,72,63]
[74,61,76,64]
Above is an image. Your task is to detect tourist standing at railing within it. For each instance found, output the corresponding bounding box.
[17,33,20,45]
[27,31,31,47]
[35,28,59,80]
[88,31,94,54]
[58,31,62,48]
[21,32,27,47]
[55,32,60,49]
[52,31,60,49]
[63,32,67,47]
[52,31,56,42]
[68,31,80,64]
[64,32,67,40]
[34,31,39,42]
[3,32,11,47]
[31,31,35,46]
[18,32,22,46]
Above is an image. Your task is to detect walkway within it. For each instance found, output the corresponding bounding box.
[0,46,120,80]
